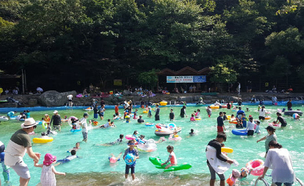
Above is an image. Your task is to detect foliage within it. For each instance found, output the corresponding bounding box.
[1,0,304,91]
[210,63,237,84]
[138,69,159,90]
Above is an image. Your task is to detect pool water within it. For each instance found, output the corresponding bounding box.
[0,105,304,186]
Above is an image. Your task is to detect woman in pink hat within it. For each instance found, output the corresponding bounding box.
[34,153,66,186]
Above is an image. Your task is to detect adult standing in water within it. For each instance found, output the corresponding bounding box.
[258,105,266,120]
[50,110,62,131]
[217,112,226,134]
[206,133,234,186]
[4,118,41,186]
[275,112,287,127]
[155,104,160,121]
[257,126,277,155]
[287,99,292,110]
[259,141,295,186]
[180,106,187,118]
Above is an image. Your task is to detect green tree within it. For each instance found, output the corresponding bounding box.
[210,63,237,92]
[138,69,159,90]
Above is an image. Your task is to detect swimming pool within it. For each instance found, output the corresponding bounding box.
[0,105,303,186]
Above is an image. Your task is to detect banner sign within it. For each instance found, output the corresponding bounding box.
[166,76,206,83]
[114,79,122,86]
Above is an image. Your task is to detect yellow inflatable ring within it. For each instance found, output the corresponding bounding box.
[195,118,201,121]
[159,101,168,106]
[143,110,148,114]
[210,105,219,109]
[33,137,53,143]
[265,116,271,120]
[221,147,233,153]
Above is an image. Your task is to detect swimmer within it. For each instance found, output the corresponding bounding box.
[68,142,80,152]
[226,169,240,186]
[255,121,261,134]
[189,129,195,136]
[196,109,201,118]
[190,114,196,121]
[161,145,177,169]
[206,106,212,117]
[108,152,122,163]
[98,134,124,146]
[55,150,80,166]
[169,130,179,139]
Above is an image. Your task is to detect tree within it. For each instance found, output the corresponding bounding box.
[138,69,159,90]
[210,63,237,92]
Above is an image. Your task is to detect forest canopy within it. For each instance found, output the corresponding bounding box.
[1,0,304,92]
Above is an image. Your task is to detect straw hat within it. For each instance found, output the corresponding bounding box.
[53,110,58,114]
[21,118,38,128]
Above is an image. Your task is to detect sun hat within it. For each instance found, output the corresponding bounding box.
[45,114,48,116]
[43,153,57,166]
[21,118,38,128]
[231,169,240,182]
[53,110,58,114]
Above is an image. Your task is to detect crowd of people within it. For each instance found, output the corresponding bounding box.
[0,99,300,186]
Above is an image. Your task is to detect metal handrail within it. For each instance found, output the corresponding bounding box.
[297,177,304,186]
[254,178,270,186]
[255,177,303,186]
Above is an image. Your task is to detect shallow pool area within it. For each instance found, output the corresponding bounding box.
[1,105,304,186]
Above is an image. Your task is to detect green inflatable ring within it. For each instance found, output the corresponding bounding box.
[42,121,48,129]
[149,156,192,172]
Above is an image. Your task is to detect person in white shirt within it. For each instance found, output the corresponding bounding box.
[259,141,295,186]
[258,106,266,120]
[246,117,255,136]
[67,94,73,107]
[79,113,91,142]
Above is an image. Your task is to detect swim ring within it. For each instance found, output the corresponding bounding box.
[229,119,238,124]
[92,120,99,126]
[125,135,136,140]
[227,115,231,120]
[221,147,233,153]
[168,123,176,129]
[143,110,148,114]
[0,116,9,122]
[246,159,264,176]
[169,135,182,141]
[264,116,271,120]
[70,128,82,133]
[195,117,201,121]
[293,113,299,119]
[137,143,157,152]
[231,129,247,136]
[149,156,192,172]
[145,122,154,126]
[210,105,220,109]
[33,137,53,143]
[159,101,168,106]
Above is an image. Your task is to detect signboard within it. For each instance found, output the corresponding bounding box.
[166,76,206,83]
[114,79,122,86]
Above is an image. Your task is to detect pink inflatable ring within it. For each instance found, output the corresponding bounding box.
[246,159,264,176]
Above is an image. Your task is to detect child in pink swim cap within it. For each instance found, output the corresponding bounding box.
[34,153,66,186]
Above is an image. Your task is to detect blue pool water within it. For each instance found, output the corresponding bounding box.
[0,105,303,185]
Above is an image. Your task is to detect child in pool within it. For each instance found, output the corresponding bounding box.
[169,109,175,121]
[68,142,80,152]
[255,121,261,134]
[0,152,10,185]
[226,169,240,186]
[108,152,122,163]
[196,109,201,118]
[206,106,212,117]
[169,131,180,140]
[190,114,196,121]
[98,134,124,146]
[148,107,152,118]
[34,153,66,186]
[161,145,177,169]
[55,150,79,165]
[113,114,120,120]
[133,109,138,119]
[189,129,195,136]
[123,140,139,180]
[231,114,235,119]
